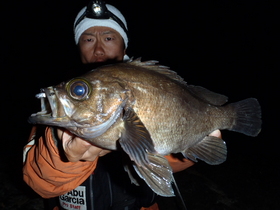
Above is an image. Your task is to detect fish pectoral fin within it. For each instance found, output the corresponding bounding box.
[119,108,156,166]
[133,153,175,197]
[183,136,227,165]
[123,164,140,186]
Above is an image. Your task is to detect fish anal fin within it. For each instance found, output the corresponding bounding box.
[183,136,227,165]
[133,153,175,197]
[188,85,228,106]
[119,108,156,166]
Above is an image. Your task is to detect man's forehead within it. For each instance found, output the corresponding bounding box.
[82,26,120,36]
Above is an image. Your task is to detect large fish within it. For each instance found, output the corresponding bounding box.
[29,58,262,196]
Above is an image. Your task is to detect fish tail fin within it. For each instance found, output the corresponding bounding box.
[229,98,262,137]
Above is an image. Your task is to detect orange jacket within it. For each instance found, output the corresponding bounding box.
[23,126,194,209]
[23,126,98,198]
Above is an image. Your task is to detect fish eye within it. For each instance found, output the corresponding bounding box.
[66,78,91,100]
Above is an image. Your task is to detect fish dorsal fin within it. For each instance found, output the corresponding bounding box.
[119,107,156,166]
[187,85,228,106]
[128,58,228,106]
[127,58,227,106]
[128,58,186,85]
[182,136,227,165]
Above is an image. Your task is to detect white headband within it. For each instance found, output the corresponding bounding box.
[74,4,128,49]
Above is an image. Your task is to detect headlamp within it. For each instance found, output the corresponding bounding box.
[74,0,128,35]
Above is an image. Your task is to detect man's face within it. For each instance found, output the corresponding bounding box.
[78,26,126,64]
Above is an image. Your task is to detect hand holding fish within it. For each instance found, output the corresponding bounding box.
[57,128,111,162]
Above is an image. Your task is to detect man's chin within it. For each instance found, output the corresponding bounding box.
[81,59,123,71]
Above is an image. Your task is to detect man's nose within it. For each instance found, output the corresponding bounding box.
[94,42,105,56]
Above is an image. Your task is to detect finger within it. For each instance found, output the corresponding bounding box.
[209,129,222,138]
[61,131,92,162]
[79,146,106,161]
[57,128,111,161]
[98,149,111,157]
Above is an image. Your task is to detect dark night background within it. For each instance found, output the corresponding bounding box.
[1,0,279,209]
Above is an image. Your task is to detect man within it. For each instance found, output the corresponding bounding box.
[23,1,221,210]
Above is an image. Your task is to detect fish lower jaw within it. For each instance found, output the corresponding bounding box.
[31,111,50,117]
[30,108,66,124]
[28,114,70,126]
[31,109,59,118]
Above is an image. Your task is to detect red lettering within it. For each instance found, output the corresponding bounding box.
[70,204,81,209]
[61,202,69,207]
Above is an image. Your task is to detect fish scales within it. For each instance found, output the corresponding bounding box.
[29,58,262,196]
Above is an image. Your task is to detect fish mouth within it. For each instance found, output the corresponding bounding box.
[29,87,62,125]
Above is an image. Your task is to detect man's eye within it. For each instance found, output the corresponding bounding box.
[86,38,93,42]
[105,37,113,41]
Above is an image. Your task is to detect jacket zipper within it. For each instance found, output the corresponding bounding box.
[89,174,94,210]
